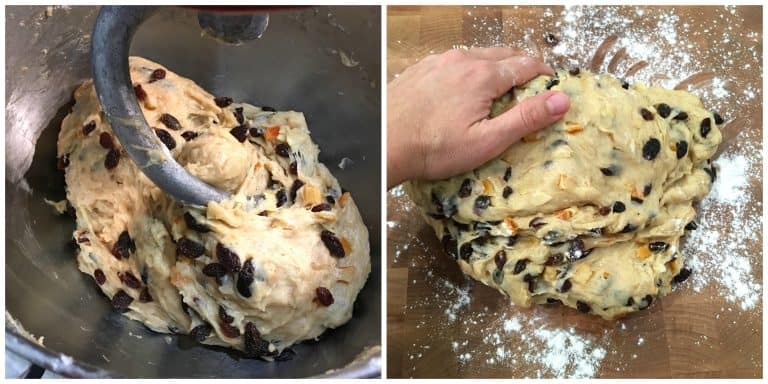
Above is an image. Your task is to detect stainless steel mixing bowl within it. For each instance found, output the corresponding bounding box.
[5,5,381,378]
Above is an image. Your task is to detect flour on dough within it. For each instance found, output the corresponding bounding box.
[407,68,721,320]
[57,56,370,357]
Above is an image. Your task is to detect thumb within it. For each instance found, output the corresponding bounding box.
[469,91,570,157]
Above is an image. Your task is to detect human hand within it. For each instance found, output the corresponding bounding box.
[387,47,570,188]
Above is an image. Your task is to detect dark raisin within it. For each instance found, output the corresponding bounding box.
[523,274,536,292]
[441,234,458,260]
[655,103,671,118]
[643,184,653,196]
[233,107,245,125]
[626,297,635,306]
[316,287,334,306]
[184,212,210,233]
[219,321,241,338]
[177,237,205,259]
[133,84,147,101]
[289,161,298,175]
[598,206,611,215]
[546,298,562,304]
[676,140,688,159]
[642,138,661,160]
[275,189,287,207]
[600,166,617,176]
[545,77,560,90]
[249,127,263,138]
[648,241,668,252]
[149,68,166,82]
[190,324,212,342]
[99,132,114,149]
[82,120,96,135]
[111,289,133,309]
[568,238,585,259]
[94,269,106,285]
[219,306,234,323]
[261,106,276,112]
[474,195,491,210]
[181,131,199,141]
[502,186,513,198]
[244,322,270,356]
[672,268,692,283]
[290,180,304,203]
[154,128,176,150]
[202,263,226,278]
[700,117,712,138]
[544,253,564,266]
[237,259,255,298]
[576,300,591,313]
[503,167,513,181]
[139,287,153,302]
[559,279,572,293]
[459,243,473,261]
[529,217,546,228]
[543,230,561,243]
[640,108,654,121]
[673,112,688,121]
[620,223,637,233]
[57,154,70,170]
[275,143,291,157]
[119,271,142,289]
[159,113,182,130]
[311,203,332,212]
[320,230,345,258]
[216,243,242,273]
[713,112,724,125]
[492,269,504,285]
[513,258,528,275]
[685,221,698,230]
[111,231,133,259]
[704,166,717,182]
[640,294,653,310]
[621,80,629,89]
[544,32,559,46]
[214,96,233,108]
[458,178,473,197]
[494,250,507,270]
[568,67,580,76]
[104,149,120,169]
[230,125,248,142]
[631,196,644,204]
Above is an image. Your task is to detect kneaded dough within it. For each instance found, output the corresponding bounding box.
[57,56,370,357]
[407,68,721,320]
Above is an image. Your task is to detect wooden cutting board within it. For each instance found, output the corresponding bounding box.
[387,5,762,378]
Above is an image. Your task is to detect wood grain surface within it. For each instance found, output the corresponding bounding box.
[387,5,762,378]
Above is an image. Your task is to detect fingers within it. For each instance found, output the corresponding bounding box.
[467,91,570,159]
[493,56,555,96]
[466,46,524,61]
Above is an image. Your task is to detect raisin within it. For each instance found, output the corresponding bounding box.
[230,126,248,142]
[655,103,671,118]
[642,138,661,160]
[648,241,668,252]
[104,149,120,169]
[275,143,291,157]
[82,120,96,135]
[513,258,528,275]
[237,259,255,298]
[523,274,536,292]
[133,84,147,101]
[290,180,304,203]
[544,32,559,46]
[184,212,210,233]
[219,306,234,323]
[474,195,491,210]
[673,112,688,121]
[458,178,473,198]
[57,154,69,170]
[176,237,205,259]
[111,289,133,309]
[214,96,233,108]
[713,112,724,125]
[568,67,580,76]
[99,132,114,149]
[94,269,106,285]
[190,324,212,342]
[289,161,298,175]
[233,107,245,125]
[676,140,688,159]
[546,298,562,304]
[598,206,611,215]
[275,189,287,207]
[503,167,513,181]
[640,295,653,310]
[139,287,153,302]
[154,128,176,150]
[219,321,241,338]
[685,221,698,230]
[621,80,630,89]
[311,203,332,212]
[626,297,635,306]
[640,108,654,121]
[492,270,504,285]
[111,231,133,259]
[202,263,226,278]
[545,77,560,90]
[600,166,618,176]
[249,127,263,138]
[159,113,182,130]
[620,223,637,233]
[119,271,141,289]
[700,118,712,138]
[631,196,644,204]
[459,243,473,261]
[149,68,166,82]
[494,250,507,270]
[320,230,345,258]
[543,230,560,243]
[576,300,591,313]
[673,268,692,283]
[529,217,546,228]
[643,184,653,196]
[704,166,717,182]
[545,253,563,266]
[502,186,513,198]
[442,234,458,259]
[316,287,334,306]
[181,131,198,141]
[559,279,572,293]
[261,106,276,112]
[216,243,242,273]
[244,322,270,357]
[568,238,585,259]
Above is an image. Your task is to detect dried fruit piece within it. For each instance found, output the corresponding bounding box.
[700,117,712,138]
[244,322,270,356]
[104,149,120,169]
[502,186,513,199]
[474,195,491,210]
[685,221,698,230]
[600,165,618,176]
[494,250,507,270]
[119,271,142,289]
[529,217,546,228]
[99,132,114,149]
[149,68,166,82]
[133,84,147,101]
[111,230,134,259]
[640,294,653,310]
[233,107,245,125]
[576,300,591,313]
[154,128,176,150]
[219,306,234,323]
[545,77,560,90]
[643,184,653,196]
[505,217,518,232]
[111,289,133,309]
[673,112,688,121]
[564,121,583,134]
[184,212,210,233]
[316,287,334,306]
[249,127,263,138]
[320,230,345,258]
[568,67,580,76]
[181,131,199,141]
[620,223,637,233]
[275,143,291,157]
[265,126,280,141]
[214,96,233,108]
[598,206,611,216]
[230,126,248,142]
[237,259,255,298]
[713,112,724,125]
[261,106,276,112]
[176,237,205,258]
[642,138,661,160]
[640,108,654,121]
[503,167,512,181]
[82,120,96,135]
[513,258,528,275]
[704,166,717,182]
[649,241,668,252]
[559,279,572,293]
[94,269,106,285]
[275,189,287,207]
[219,321,241,338]
[190,324,212,342]
[672,268,692,283]
[159,113,182,130]
[654,103,671,118]
[636,245,651,260]
[626,297,635,306]
[676,140,688,159]
[621,80,630,89]
[544,253,564,266]
[139,287,153,302]
[459,243,473,261]
[290,180,305,203]
[458,178,473,198]
[202,263,226,278]
[289,161,298,175]
[216,243,242,273]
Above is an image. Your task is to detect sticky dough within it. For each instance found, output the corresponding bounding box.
[58,56,370,357]
[406,68,721,320]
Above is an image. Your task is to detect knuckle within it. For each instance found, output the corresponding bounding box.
[517,103,540,129]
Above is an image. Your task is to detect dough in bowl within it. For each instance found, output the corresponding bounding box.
[57,56,370,358]
[406,68,722,320]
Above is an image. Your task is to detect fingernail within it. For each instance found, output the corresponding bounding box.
[546,92,569,115]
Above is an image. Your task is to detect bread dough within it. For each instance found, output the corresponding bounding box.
[57,57,370,357]
[406,68,721,320]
